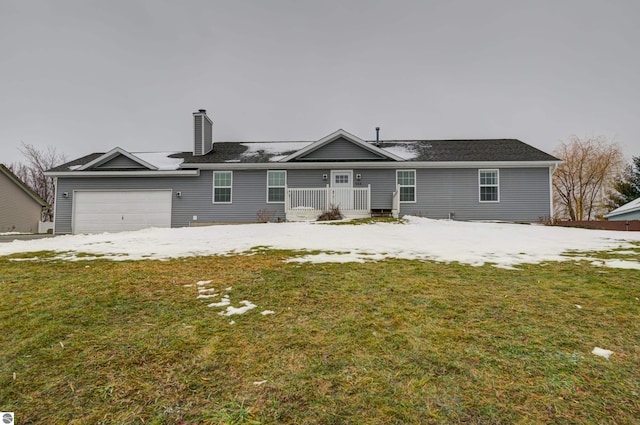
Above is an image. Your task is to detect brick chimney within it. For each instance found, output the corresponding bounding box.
[193,109,213,155]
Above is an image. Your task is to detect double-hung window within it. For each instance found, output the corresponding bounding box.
[396,170,416,203]
[479,169,499,202]
[213,171,232,203]
[267,170,286,203]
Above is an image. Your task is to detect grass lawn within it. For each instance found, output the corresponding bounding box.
[1,248,639,424]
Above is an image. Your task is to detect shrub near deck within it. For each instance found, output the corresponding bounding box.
[0,252,639,424]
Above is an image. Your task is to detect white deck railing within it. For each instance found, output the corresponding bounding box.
[285,185,371,221]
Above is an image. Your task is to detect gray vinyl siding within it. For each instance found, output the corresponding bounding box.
[211,170,285,222]
[54,171,288,233]
[356,168,396,209]
[299,138,383,160]
[54,166,552,233]
[287,169,330,188]
[0,173,43,233]
[55,177,194,234]
[399,167,551,221]
[96,155,147,169]
[194,115,203,156]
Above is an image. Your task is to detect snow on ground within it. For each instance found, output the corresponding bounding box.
[192,281,266,318]
[592,347,614,359]
[1,217,639,269]
[219,300,257,316]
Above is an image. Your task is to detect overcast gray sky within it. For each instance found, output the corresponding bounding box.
[1,0,638,166]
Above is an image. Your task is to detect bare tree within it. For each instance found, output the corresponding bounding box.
[8,142,66,221]
[553,136,624,221]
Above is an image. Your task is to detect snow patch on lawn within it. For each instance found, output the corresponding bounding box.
[589,259,640,269]
[207,297,231,308]
[592,347,614,359]
[219,300,257,316]
[1,217,639,269]
[192,281,269,318]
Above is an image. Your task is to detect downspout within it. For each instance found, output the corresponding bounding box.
[52,177,58,235]
[549,163,559,220]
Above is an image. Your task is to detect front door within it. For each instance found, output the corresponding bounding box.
[330,170,353,210]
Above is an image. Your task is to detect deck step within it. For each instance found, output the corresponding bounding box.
[371,209,393,217]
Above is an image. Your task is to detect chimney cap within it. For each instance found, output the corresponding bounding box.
[193,109,207,115]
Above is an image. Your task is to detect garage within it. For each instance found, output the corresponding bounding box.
[73,190,172,234]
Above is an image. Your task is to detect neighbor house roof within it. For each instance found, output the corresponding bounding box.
[604,197,640,219]
[0,164,50,207]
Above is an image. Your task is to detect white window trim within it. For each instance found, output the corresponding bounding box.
[213,171,233,204]
[479,169,500,203]
[266,170,287,204]
[396,169,416,203]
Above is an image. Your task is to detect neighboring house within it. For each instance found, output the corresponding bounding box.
[45,109,561,234]
[0,164,50,233]
[604,198,640,221]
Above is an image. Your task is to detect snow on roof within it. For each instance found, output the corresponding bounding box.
[1,217,639,269]
[380,143,420,160]
[132,152,183,170]
[240,142,313,158]
[605,197,640,217]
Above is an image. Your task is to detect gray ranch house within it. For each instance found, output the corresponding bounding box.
[46,109,561,234]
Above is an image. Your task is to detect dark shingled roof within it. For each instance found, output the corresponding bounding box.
[49,138,559,171]
[47,153,105,172]
[378,139,559,162]
[174,139,559,164]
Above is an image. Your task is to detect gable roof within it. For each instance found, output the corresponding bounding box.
[604,197,640,218]
[48,150,186,173]
[0,164,49,207]
[78,147,160,171]
[280,129,404,162]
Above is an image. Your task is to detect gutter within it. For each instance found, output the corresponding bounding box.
[44,170,201,178]
[190,160,563,171]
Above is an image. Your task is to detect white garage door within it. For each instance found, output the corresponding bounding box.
[73,190,172,234]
